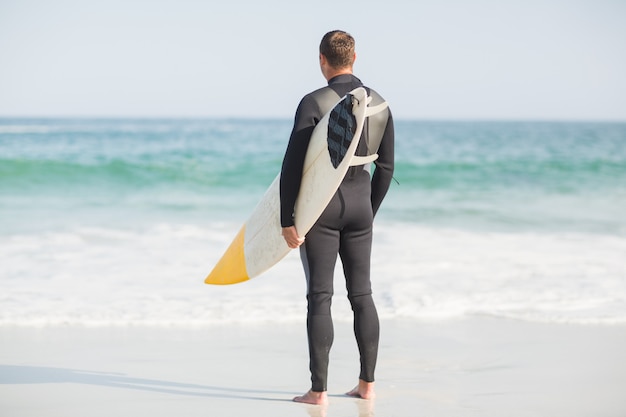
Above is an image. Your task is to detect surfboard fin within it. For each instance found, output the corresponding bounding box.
[349,154,378,166]
[365,101,388,117]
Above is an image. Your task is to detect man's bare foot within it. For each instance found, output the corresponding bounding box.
[346,379,375,399]
[293,390,328,405]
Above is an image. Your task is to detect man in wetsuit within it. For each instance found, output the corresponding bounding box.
[280,30,394,405]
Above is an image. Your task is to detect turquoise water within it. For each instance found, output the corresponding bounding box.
[1,118,625,326]
[390,121,626,232]
[1,118,625,234]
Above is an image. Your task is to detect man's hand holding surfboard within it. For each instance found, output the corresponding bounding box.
[282,226,305,249]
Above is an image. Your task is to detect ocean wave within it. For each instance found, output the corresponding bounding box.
[1,223,624,327]
[2,154,624,196]
[393,158,626,191]
[3,119,625,192]
[0,157,280,191]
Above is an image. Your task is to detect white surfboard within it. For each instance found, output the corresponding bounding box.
[205,87,388,285]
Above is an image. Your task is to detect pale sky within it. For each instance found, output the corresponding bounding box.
[1,0,625,120]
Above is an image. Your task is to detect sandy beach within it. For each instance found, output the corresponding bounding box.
[1,318,625,417]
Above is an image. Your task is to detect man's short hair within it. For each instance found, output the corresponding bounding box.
[319,30,355,69]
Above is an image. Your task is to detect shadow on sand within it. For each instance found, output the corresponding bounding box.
[0,364,294,402]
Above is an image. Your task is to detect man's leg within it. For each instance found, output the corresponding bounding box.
[340,224,379,393]
[338,175,379,399]
[294,213,341,403]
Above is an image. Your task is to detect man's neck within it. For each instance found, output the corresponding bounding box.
[324,67,353,82]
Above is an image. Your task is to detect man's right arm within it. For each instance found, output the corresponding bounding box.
[371,110,395,216]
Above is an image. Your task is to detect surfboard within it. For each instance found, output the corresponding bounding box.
[205,87,388,285]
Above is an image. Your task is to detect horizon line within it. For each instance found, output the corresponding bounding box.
[1,115,626,123]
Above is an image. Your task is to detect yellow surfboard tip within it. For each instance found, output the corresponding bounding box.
[204,225,249,285]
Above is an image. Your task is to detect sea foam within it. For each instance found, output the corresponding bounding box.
[1,222,624,327]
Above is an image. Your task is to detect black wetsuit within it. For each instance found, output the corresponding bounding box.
[280,74,394,392]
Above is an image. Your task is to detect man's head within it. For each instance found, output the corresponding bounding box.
[319,30,355,79]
